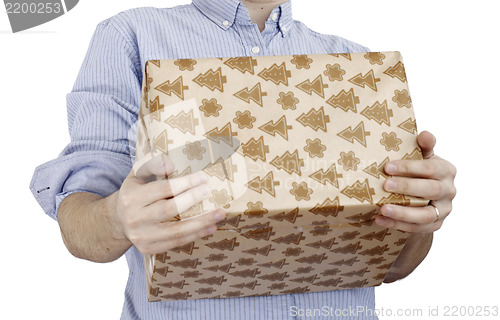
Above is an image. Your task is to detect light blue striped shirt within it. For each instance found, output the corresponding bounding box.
[29,0,378,319]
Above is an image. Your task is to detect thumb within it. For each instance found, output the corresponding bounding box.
[417,130,436,159]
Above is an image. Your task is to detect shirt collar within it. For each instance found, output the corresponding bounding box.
[192,0,293,37]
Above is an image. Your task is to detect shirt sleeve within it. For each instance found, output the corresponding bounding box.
[29,18,142,221]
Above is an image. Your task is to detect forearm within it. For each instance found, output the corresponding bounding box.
[57,191,131,263]
[383,232,433,283]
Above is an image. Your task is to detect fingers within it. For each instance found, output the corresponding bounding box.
[375,215,443,233]
[384,176,450,200]
[138,171,209,206]
[142,184,211,222]
[417,130,436,159]
[132,153,175,183]
[384,159,454,180]
[380,204,438,225]
[136,209,226,255]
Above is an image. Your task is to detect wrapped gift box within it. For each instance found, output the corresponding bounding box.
[132,51,428,302]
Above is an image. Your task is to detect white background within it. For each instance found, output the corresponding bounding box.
[1,0,498,319]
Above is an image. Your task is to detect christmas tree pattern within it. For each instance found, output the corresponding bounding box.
[195,287,216,295]
[203,157,237,182]
[155,76,189,100]
[230,268,261,278]
[326,88,360,113]
[234,82,267,106]
[366,257,386,265]
[323,63,346,82]
[268,283,287,290]
[182,141,206,160]
[290,275,318,283]
[170,242,198,255]
[321,269,341,277]
[205,122,238,147]
[341,267,368,277]
[380,132,402,151]
[330,257,359,266]
[359,245,389,256]
[268,207,302,223]
[392,89,412,108]
[243,244,274,256]
[331,241,363,254]
[290,54,313,69]
[153,266,172,277]
[346,209,377,222]
[223,56,258,74]
[398,118,417,134]
[241,223,275,241]
[296,253,327,264]
[296,106,330,132]
[234,258,256,266]
[193,67,227,92]
[309,196,344,217]
[403,147,423,160]
[290,181,313,201]
[233,110,256,129]
[224,291,244,298]
[337,122,371,147]
[149,287,162,297]
[360,229,391,241]
[258,272,288,281]
[244,201,269,218]
[258,115,292,140]
[205,237,240,251]
[149,60,161,68]
[180,270,203,278]
[305,238,338,249]
[384,61,407,82]
[165,109,199,134]
[309,163,343,187]
[329,53,351,60]
[142,75,153,105]
[149,96,165,122]
[376,193,410,207]
[276,91,299,110]
[315,278,343,287]
[246,171,280,197]
[155,253,170,264]
[258,62,292,86]
[272,232,306,245]
[157,280,187,289]
[280,287,310,294]
[270,149,305,175]
[206,254,228,262]
[258,259,288,269]
[348,70,381,92]
[216,215,243,228]
[360,100,394,126]
[152,129,172,154]
[199,98,223,117]
[241,136,270,161]
[296,74,328,98]
[303,138,326,158]
[364,52,386,65]
[230,281,259,290]
[340,279,368,289]
[203,263,234,273]
[341,179,376,203]
[295,267,314,274]
[363,157,390,179]
[338,151,361,171]
[174,58,197,71]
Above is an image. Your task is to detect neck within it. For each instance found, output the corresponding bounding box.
[240,0,289,32]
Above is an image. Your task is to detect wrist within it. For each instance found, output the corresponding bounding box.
[101,191,128,242]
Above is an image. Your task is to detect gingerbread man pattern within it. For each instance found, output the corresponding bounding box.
[135,51,429,302]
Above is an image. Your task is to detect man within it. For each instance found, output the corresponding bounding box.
[29,0,457,319]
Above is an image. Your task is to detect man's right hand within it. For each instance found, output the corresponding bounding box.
[107,153,226,255]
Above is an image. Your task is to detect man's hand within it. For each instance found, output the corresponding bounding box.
[106,153,226,256]
[375,130,457,233]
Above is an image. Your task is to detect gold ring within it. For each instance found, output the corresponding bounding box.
[431,203,440,223]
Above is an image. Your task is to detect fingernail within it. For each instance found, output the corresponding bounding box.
[383,205,394,217]
[198,171,208,184]
[214,210,226,222]
[200,185,210,196]
[385,163,397,174]
[385,179,396,191]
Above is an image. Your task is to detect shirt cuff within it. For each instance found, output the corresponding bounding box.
[29,150,132,221]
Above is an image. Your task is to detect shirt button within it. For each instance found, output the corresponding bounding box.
[222,20,229,26]
[251,46,261,54]
[281,26,287,32]
[271,12,278,21]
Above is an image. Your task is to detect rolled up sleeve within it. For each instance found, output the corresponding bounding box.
[29,18,142,221]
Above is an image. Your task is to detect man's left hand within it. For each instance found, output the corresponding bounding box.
[375,131,457,233]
